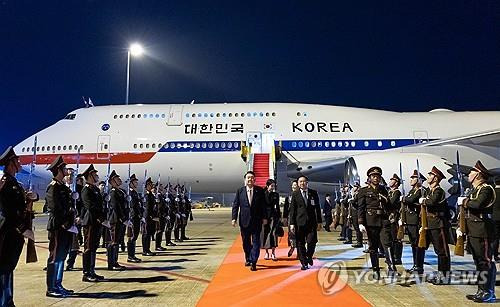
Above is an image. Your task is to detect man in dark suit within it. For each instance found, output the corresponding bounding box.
[289,175,322,270]
[232,171,267,271]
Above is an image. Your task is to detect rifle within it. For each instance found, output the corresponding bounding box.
[26,136,38,263]
[397,162,406,240]
[152,173,161,223]
[188,186,193,221]
[125,164,134,238]
[454,151,467,256]
[346,185,353,230]
[332,186,340,229]
[101,157,112,229]
[417,159,428,249]
[67,148,81,235]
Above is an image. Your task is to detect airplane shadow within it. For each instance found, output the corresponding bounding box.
[177,243,216,246]
[120,265,185,272]
[167,247,209,251]
[165,252,206,257]
[100,276,169,283]
[68,290,157,299]
[140,258,196,264]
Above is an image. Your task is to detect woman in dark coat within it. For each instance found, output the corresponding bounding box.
[261,179,281,261]
[283,180,298,257]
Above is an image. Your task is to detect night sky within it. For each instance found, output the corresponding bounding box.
[1,1,498,151]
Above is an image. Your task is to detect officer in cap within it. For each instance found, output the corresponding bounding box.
[0,146,37,306]
[418,166,451,284]
[126,174,142,262]
[142,177,156,256]
[458,161,497,302]
[45,156,75,297]
[402,170,427,274]
[388,174,403,264]
[80,164,105,282]
[107,170,126,270]
[357,166,392,279]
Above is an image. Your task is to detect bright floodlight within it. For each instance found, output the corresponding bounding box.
[129,43,144,57]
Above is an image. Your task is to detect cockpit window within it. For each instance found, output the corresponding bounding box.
[64,114,76,120]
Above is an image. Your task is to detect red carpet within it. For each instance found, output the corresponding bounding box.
[197,233,371,306]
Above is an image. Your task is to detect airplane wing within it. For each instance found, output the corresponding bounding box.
[412,129,500,149]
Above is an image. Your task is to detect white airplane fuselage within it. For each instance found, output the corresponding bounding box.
[14,103,500,193]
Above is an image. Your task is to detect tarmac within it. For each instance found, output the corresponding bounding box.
[11,207,500,306]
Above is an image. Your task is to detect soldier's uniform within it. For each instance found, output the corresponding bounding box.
[462,161,497,303]
[492,178,500,261]
[165,185,177,246]
[127,174,142,262]
[387,174,403,264]
[357,166,393,277]
[174,186,183,242]
[66,176,84,271]
[80,164,105,282]
[0,147,36,306]
[155,185,167,251]
[142,178,157,256]
[181,188,192,240]
[350,183,364,248]
[402,170,426,274]
[106,170,126,270]
[45,156,75,297]
[419,166,451,284]
[341,187,353,244]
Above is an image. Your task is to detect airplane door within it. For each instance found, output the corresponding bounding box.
[97,135,110,159]
[167,105,183,126]
[413,131,429,144]
[247,132,262,153]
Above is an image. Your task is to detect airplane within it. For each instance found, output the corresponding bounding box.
[11,103,500,210]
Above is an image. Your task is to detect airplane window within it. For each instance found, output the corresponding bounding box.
[182,143,188,148]
[152,144,156,148]
[192,113,196,118]
[318,141,322,147]
[265,112,269,117]
[149,114,154,118]
[63,146,66,150]
[208,143,213,148]
[74,145,78,150]
[298,142,303,148]
[198,113,202,117]
[161,114,166,118]
[131,114,135,119]
[377,141,383,147]
[138,114,142,118]
[80,145,84,150]
[114,115,117,119]
[134,144,137,149]
[204,113,208,117]
[169,143,174,149]
[259,112,263,117]
[216,113,220,117]
[325,141,329,147]
[185,113,190,118]
[210,113,214,117]
[214,142,219,148]
[331,142,336,148]
[67,146,71,150]
[104,144,108,149]
[272,112,276,116]
[305,142,310,148]
[296,112,301,116]
[158,143,161,148]
[311,141,316,147]
[155,114,160,118]
[351,141,356,147]
[234,142,239,148]
[146,144,150,149]
[303,113,308,117]
[189,143,194,148]
[337,141,342,147]
[292,142,297,148]
[195,143,200,149]
[234,113,238,117]
[119,115,123,119]
[364,141,369,147]
[52,146,56,151]
[21,148,25,152]
[227,142,231,149]
[241,113,245,117]
[126,114,130,119]
[390,141,396,147]
[202,143,207,149]
[222,113,226,117]
[247,112,251,117]
[253,112,257,117]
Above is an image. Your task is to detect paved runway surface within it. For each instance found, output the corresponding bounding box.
[12,208,500,306]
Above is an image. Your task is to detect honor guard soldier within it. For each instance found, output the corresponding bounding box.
[0,146,37,307]
[322,194,333,232]
[155,183,167,251]
[357,166,392,278]
[142,177,156,256]
[289,175,322,271]
[66,174,84,271]
[388,174,403,264]
[80,164,105,282]
[180,186,192,241]
[458,161,497,302]
[418,166,451,285]
[107,170,126,270]
[165,184,177,246]
[341,185,353,244]
[402,170,426,274]
[349,182,364,248]
[45,156,75,297]
[127,174,142,262]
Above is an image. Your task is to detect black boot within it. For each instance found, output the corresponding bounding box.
[369,252,380,279]
[90,253,104,280]
[155,232,166,251]
[82,252,90,276]
[107,246,114,270]
[127,242,141,262]
[393,241,403,265]
[46,262,57,293]
[66,250,77,271]
[415,247,425,274]
[113,245,126,270]
[181,226,189,240]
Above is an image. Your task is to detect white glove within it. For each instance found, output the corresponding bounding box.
[359,224,366,233]
[398,219,403,226]
[289,225,295,233]
[419,197,425,205]
[457,197,467,206]
[418,227,423,234]
[400,195,404,202]
[456,228,463,237]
